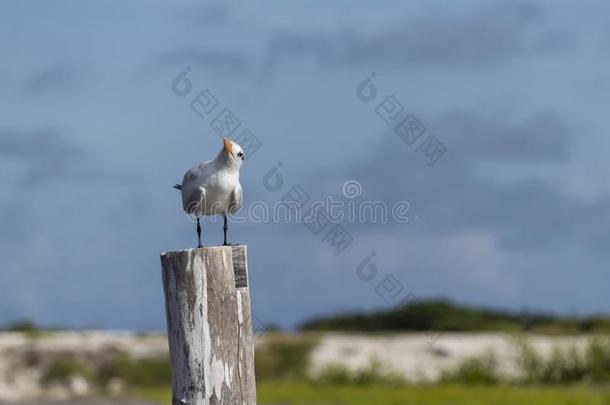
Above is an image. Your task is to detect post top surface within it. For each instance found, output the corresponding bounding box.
[161,244,246,257]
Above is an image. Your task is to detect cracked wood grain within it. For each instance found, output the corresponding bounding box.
[161,245,256,405]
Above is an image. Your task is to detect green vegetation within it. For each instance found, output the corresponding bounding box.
[0,319,68,338]
[440,337,610,386]
[314,359,405,387]
[586,338,610,381]
[259,383,610,405]
[137,383,610,405]
[440,353,499,385]
[97,353,171,387]
[3,319,48,338]
[255,334,319,380]
[5,320,41,333]
[41,358,93,385]
[40,353,170,391]
[300,299,610,334]
[515,337,610,384]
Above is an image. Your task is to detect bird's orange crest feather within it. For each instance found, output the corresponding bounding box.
[223,137,233,155]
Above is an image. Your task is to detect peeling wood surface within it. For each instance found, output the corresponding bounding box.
[161,246,256,405]
[232,246,256,402]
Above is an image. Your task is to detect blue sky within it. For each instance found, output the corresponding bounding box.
[1,0,609,330]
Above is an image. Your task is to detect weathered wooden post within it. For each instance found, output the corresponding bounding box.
[161,245,256,404]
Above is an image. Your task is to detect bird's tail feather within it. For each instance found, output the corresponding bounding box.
[173,184,182,190]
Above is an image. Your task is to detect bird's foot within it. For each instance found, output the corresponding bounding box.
[223,242,239,246]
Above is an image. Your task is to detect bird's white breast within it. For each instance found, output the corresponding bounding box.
[181,160,240,216]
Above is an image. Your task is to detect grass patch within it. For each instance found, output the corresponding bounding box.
[438,336,610,386]
[313,359,405,387]
[255,334,318,380]
[516,337,610,384]
[41,358,93,385]
[440,353,499,385]
[98,354,171,387]
[41,353,170,391]
[259,382,610,405]
[136,382,610,405]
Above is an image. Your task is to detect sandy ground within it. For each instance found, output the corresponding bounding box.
[0,332,166,403]
[308,332,591,381]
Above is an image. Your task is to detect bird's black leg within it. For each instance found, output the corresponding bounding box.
[223,215,229,246]
[196,217,202,248]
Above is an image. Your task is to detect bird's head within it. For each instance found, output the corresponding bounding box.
[222,137,244,168]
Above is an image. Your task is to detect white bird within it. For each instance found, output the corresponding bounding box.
[174,138,244,247]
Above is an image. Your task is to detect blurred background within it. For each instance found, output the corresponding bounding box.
[1,0,610,404]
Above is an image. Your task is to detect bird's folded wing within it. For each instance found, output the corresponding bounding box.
[228,183,243,214]
[182,185,206,214]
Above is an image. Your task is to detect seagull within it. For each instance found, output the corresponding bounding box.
[174,138,244,248]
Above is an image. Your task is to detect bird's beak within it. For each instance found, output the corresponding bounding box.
[223,137,233,156]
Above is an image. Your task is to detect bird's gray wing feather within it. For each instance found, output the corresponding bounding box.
[183,186,206,213]
[228,183,243,214]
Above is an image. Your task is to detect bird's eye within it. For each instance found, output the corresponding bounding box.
[237,152,244,158]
